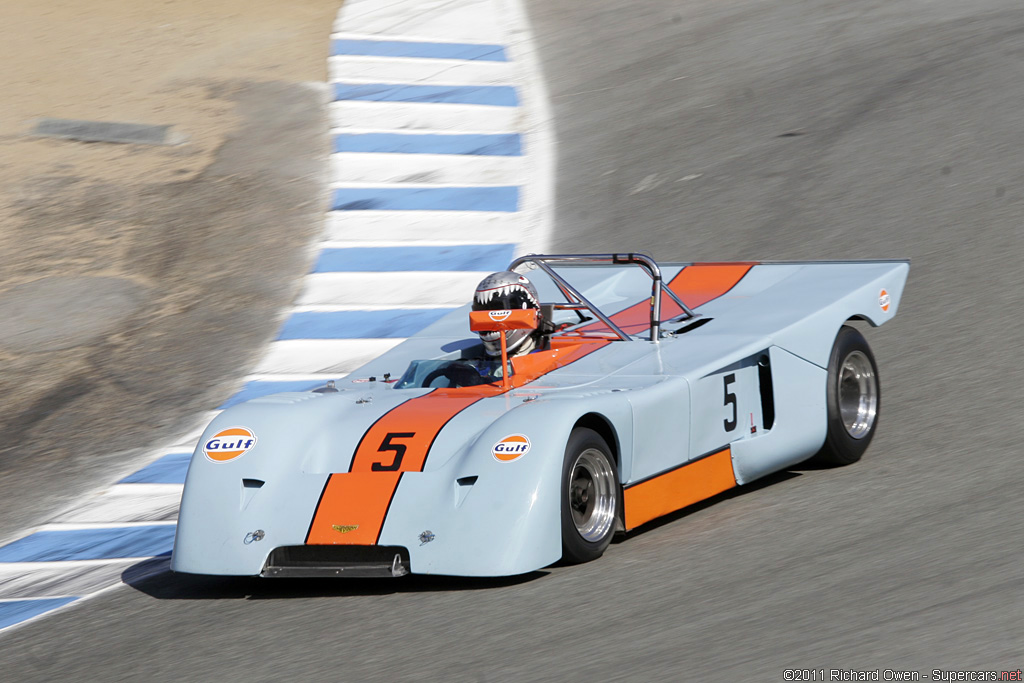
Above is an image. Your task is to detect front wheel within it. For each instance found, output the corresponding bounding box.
[561,428,620,564]
[810,325,880,466]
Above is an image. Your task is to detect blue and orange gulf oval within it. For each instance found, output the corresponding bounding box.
[492,434,531,462]
[203,426,258,463]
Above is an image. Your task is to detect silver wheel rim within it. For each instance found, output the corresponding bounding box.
[568,448,616,542]
[838,350,877,439]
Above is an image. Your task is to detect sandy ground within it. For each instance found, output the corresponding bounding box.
[0,0,341,540]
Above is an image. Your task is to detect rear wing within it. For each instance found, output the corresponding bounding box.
[508,255,909,351]
[343,255,909,381]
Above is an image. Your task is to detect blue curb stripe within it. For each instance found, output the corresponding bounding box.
[333,83,518,106]
[0,526,176,563]
[334,133,522,156]
[278,309,457,341]
[0,598,79,631]
[331,39,507,62]
[331,186,519,212]
[120,451,192,484]
[219,380,342,409]
[313,244,516,273]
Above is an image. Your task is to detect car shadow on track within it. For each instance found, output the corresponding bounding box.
[613,469,803,541]
[122,556,548,601]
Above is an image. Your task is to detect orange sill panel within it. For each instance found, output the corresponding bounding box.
[623,448,737,530]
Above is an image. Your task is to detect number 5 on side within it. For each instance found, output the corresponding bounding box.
[723,373,738,432]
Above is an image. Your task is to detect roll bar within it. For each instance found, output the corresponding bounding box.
[506,253,697,343]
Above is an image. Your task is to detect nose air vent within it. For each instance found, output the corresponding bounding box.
[240,478,265,511]
[454,476,477,508]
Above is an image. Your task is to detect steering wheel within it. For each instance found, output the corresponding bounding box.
[422,362,486,388]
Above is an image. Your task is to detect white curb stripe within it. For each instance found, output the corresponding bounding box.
[330,32,509,46]
[0,564,133,600]
[39,521,179,532]
[330,101,521,132]
[326,180,520,189]
[325,211,520,242]
[329,56,514,85]
[292,305,457,311]
[297,271,489,307]
[58,487,183,524]
[254,339,405,375]
[0,559,167,571]
[331,153,522,185]
[333,0,506,42]
[318,240,513,248]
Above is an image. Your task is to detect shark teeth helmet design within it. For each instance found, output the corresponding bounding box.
[472,271,541,357]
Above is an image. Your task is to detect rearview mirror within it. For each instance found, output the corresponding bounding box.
[468,309,539,332]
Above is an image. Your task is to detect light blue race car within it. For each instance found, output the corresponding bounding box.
[171,253,909,578]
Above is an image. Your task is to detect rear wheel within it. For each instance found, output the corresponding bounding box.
[811,325,880,466]
[561,428,619,564]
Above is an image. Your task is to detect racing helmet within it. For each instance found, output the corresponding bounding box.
[472,271,541,357]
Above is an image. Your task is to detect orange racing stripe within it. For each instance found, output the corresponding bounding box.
[588,263,754,336]
[306,393,481,544]
[668,262,755,310]
[305,472,402,545]
[306,263,756,545]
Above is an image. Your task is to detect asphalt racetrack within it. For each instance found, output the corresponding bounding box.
[4,0,1023,679]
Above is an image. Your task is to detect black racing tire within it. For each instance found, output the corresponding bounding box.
[811,325,880,467]
[560,428,620,564]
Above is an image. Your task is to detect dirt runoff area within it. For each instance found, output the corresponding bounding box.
[0,0,342,541]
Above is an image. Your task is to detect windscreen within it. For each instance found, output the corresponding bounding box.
[394,359,509,389]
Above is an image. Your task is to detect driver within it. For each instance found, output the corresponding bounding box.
[471,271,547,357]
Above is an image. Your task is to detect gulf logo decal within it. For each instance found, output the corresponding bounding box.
[488,309,512,322]
[204,427,258,462]
[879,289,891,312]
[492,434,531,462]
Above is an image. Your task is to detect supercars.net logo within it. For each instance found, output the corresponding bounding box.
[204,427,258,462]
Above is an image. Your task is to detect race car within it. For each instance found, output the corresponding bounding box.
[171,254,909,578]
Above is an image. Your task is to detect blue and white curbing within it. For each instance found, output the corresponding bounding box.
[0,0,553,634]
